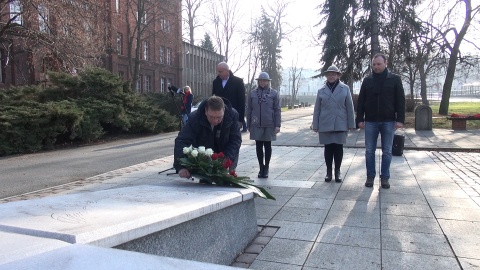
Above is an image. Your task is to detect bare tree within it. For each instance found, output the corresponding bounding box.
[120,0,179,91]
[209,0,241,63]
[436,0,480,115]
[1,0,107,84]
[288,59,303,104]
[182,0,209,44]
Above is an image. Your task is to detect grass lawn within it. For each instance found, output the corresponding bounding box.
[404,102,480,129]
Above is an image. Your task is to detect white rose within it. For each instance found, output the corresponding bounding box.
[205,148,214,156]
[191,150,198,157]
[198,146,206,154]
[183,147,190,154]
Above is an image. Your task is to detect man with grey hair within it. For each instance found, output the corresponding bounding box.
[212,62,246,130]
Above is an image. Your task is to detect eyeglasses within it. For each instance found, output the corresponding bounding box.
[205,111,224,121]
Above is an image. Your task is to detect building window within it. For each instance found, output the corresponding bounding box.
[0,50,4,83]
[118,71,124,79]
[160,46,165,64]
[141,11,147,25]
[136,76,142,92]
[167,78,172,88]
[144,75,151,92]
[143,41,149,60]
[160,77,165,92]
[10,0,22,25]
[38,4,49,33]
[161,19,171,33]
[166,48,172,65]
[117,32,123,55]
[115,0,120,13]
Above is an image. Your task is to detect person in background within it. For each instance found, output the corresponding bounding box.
[212,62,246,129]
[356,52,405,189]
[180,86,193,125]
[174,96,241,178]
[247,72,281,178]
[312,65,356,183]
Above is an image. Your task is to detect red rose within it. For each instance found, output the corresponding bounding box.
[229,171,237,177]
[211,153,218,160]
[222,158,233,169]
[217,152,225,159]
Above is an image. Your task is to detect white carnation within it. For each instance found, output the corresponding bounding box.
[205,148,214,156]
[191,150,198,157]
[198,146,206,154]
[183,147,190,154]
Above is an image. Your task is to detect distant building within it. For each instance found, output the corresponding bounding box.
[1,0,183,93]
[182,42,224,99]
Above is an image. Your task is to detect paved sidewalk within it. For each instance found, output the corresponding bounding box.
[2,107,480,269]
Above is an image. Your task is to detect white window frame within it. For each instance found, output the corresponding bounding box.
[115,0,120,13]
[160,46,165,64]
[144,75,151,92]
[117,32,123,55]
[38,4,49,33]
[166,48,172,65]
[160,77,165,92]
[143,41,149,60]
[10,0,23,25]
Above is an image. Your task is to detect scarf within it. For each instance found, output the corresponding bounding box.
[326,80,339,93]
[372,68,388,95]
[256,86,271,104]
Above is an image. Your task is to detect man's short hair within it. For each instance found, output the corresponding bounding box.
[217,61,229,71]
[372,52,387,62]
[205,96,225,111]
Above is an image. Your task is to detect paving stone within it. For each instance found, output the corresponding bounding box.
[304,242,381,269]
[317,224,380,249]
[382,250,460,270]
[255,238,313,266]
[382,230,454,257]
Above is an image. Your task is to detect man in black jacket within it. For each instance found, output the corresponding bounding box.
[356,52,405,189]
[174,96,242,179]
[212,62,246,130]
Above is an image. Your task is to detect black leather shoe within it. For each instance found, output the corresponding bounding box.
[334,169,342,182]
[258,165,264,178]
[381,178,390,189]
[262,166,269,178]
[325,171,332,182]
[365,177,374,187]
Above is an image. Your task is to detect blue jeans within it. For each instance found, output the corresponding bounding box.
[364,121,395,179]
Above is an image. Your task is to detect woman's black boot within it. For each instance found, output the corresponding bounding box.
[325,170,332,182]
[335,169,342,182]
[262,165,269,178]
[258,164,264,178]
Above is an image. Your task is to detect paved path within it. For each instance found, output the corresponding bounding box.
[2,107,480,270]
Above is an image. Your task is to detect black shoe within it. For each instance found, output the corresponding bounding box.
[381,178,390,189]
[325,171,332,182]
[262,166,269,178]
[334,169,342,182]
[258,165,264,178]
[365,177,374,187]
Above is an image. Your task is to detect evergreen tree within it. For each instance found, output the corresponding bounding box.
[199,33,216,52]
[252,9,282,90]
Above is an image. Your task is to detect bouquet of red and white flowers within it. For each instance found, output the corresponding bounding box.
[178,145,275,200]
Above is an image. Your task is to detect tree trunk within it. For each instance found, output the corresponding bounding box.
[438,0,473,115]
[370,0,380,56]
[418,63,429,106]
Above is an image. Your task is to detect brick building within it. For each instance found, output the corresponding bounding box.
[1,0,182,92]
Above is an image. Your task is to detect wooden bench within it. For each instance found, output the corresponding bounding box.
[446,117,480,130]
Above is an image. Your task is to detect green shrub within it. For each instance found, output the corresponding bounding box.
[0,68,180,156]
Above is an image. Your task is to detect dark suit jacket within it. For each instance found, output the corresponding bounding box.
[212,71,245,122]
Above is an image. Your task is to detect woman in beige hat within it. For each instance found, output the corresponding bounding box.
[312,65,356,182]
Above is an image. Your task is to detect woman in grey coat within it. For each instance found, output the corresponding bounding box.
[312,66,356,182]
[247,72,281,178]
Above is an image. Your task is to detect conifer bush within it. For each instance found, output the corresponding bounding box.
[0,68,178,156]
